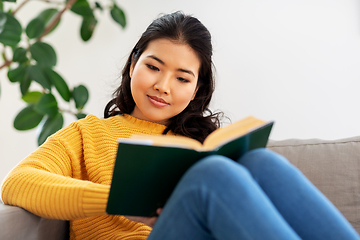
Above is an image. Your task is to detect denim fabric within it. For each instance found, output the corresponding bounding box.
[148,149,360,240]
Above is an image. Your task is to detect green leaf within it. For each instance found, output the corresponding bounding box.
[13,47,28,63]
[43,67,71,102]
[30,41,57,67]
[8,64,28,83]
[26,18,45,39]
[0,12,7,34]
[24,9,59,39]
[37,113,63,145]
[37,8,60,35]
[28,64,52,90]
[110,4,126,28]
[37,8,58,24]
[3,0,17,2]
[0,13,22,47]
[80,16,97,41]
[34,93,58,116]
[76,112,87,119]
[14,105,44,130]
[22,91,43,103]
[71,0,93,17]
[73,85,89,109]
[20,74,32,96]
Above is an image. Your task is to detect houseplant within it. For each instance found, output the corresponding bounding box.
[0,0,126,145]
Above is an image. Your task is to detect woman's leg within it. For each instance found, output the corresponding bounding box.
[238,148,360,240]
[148,154,301,240]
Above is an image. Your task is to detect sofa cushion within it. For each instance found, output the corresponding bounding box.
[267,136,360,233]
[0,200,69,240]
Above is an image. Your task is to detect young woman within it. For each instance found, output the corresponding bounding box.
[1,11,359,240]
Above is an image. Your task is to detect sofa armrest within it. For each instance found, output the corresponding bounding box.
[0,200,69,240]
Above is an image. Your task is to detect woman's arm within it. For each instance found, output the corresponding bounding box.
[1,121,110,220]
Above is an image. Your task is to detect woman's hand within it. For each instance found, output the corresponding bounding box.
[125,208,163,227]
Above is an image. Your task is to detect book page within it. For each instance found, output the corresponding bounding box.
[202,116,266,150]
[120,116,266,152]
[125,134,203,150]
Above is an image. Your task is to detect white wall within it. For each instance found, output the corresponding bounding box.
[1,0,360,181]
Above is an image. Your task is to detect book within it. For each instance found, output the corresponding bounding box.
[106,116,274,216]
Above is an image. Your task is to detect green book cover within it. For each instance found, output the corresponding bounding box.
[106,121,274,216]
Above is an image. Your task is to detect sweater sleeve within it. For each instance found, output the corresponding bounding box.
[0,120,110,220]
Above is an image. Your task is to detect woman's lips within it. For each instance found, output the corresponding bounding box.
[148,95,169,107]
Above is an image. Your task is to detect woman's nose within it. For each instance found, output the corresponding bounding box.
[154,76,171,95]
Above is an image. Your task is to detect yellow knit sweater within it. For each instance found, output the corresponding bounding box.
[1,114,173,239]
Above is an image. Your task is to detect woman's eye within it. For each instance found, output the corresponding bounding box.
[146,64,159,71]
[178,77,190,83]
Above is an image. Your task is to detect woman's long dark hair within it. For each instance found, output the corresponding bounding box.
[104,11,223,143]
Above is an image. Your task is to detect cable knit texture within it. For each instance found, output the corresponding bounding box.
[1,114,172,240]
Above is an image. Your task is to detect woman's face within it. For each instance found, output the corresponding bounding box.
[130,38,200,125]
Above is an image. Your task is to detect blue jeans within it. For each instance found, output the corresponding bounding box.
[148,149,360,240]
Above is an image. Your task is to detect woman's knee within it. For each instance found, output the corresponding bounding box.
[181,155,252,188]
[191,155,246,174]
[239,148,297,180]
[240,148,290,167]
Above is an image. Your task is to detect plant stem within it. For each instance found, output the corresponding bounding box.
[35,0,64,4]
[38,0,78,41]
[0,47,12,70]
[60,108,78,116]
[0,60,11,69]
[0,60,11,70]
[12,0,32,15]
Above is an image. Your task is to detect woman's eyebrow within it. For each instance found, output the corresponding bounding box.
[147,55,165,65]
[147,55,195,77]
[178,68,195,77]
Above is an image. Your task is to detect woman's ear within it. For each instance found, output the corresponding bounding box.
[191,87,199,101]
[129,53,137,78]
[129,62,134,78]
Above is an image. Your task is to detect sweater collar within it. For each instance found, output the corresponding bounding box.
[121,114,169,134]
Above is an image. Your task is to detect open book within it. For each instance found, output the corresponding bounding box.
[106,116,274,216]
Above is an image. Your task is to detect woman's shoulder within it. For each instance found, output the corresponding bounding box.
[51,114,123,139]
[66,114,126,134]
[65,113,168,137]
[74,114,124,127]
